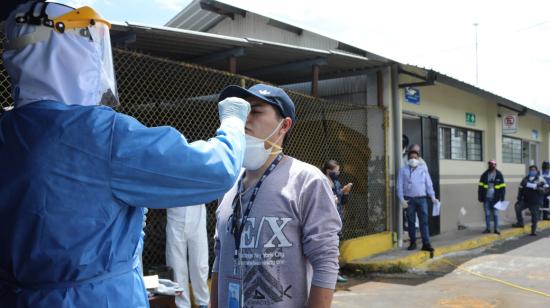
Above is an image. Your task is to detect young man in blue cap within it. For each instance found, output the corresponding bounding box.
[210,84,342,308]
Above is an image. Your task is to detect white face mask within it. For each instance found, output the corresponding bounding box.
[408,158,419,168]
[243,121,284,170]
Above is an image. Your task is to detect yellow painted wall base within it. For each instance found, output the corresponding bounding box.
[340,231,393,263]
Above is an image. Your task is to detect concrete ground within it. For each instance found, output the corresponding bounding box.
[333,228,550,307]
[346,220,550,273]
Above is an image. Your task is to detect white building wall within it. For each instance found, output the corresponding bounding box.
[396,77,550,233]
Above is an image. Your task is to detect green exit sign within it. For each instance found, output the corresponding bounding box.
[466,112,476,126]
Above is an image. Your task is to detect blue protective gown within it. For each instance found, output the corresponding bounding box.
[0,101,244,307]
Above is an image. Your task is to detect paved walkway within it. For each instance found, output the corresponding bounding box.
[345,220,550,273]
[334,228,550,307]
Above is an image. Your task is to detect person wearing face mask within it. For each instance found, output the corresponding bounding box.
[211,84,342,308]
[0,2,250,307]
[478,160,506,234]
[322,159,353,283]
[405,144,428,171]
[513,165,549,235]
[541,161,550,220]
[397,150,438,251]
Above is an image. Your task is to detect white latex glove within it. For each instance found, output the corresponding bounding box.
[218,97,251,124]
[142,208,148,229]
[156,279,184,296]
[400,199,409,208]
[432,197,439,204]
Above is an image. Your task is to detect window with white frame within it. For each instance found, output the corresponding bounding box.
[439,126,482,161]
[502,136,523,164]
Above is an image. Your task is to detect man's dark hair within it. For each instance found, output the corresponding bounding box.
[322,159,339,174]
[407,150,420,159]
[529,165,538,171]
[407,144,421,155]
[274,112,293,148]
[542,161,550,170]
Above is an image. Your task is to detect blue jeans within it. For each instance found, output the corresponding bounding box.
[406,197,430,245]
[483,198,499,231]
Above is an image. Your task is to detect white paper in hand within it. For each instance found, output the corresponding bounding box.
[143,275,159,289]
[494,201,510,211]
[432,200,441,216]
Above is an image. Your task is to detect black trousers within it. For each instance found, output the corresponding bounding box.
[515,201,540,233]
[543,195,549,220]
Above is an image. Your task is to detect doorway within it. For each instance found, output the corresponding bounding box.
[403,113,440,236]
[523,141,540,170]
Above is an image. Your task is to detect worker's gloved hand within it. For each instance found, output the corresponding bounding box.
[142,208,149,229]
[218,97,251,132]
[400,199,409,208]
[156,279,184,296]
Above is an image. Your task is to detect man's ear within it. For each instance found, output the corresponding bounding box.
[281,117,292,135]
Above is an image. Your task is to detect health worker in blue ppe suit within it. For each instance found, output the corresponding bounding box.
[0,1,251,307]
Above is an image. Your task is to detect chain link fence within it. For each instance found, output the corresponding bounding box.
[1,37,388,271]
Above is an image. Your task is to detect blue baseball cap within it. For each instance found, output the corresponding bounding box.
[219,84,296,123]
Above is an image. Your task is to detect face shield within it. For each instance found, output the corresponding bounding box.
[4,2,118,106]
[87,22,118,106]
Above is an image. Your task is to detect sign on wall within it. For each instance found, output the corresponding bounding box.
[502,114,518,134]
[465,112,476,126]
[404,87,420,104]
[532,129,539,140]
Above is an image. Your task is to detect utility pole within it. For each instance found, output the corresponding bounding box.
[474,23,479,85]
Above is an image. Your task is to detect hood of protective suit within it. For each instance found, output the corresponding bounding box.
[2,1,114,108]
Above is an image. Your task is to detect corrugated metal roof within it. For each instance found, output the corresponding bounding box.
[166,0,221,31]
[110,22,386,85]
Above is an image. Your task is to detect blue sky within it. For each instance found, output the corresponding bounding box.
[56,0,192,26]
[53,0,550,114]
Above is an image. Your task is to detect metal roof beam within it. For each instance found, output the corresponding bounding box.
[267,19,303,35]
[498,103,528,116]
[398,69,436,88]
[318,65,389,80]
[243,58,328,76]
[398,67,428,80]
[111,31,137,46]
[199,0,246,19]
[336,42,367,58]
[190,47,245,65]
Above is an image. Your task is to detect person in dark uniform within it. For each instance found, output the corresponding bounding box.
[541,161,550,220]
[478,160,506,234]
[513,165,549,235]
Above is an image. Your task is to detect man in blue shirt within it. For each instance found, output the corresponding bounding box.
[397,150,438,251]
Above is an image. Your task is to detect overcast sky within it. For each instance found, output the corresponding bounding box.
[58,0,550,115]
